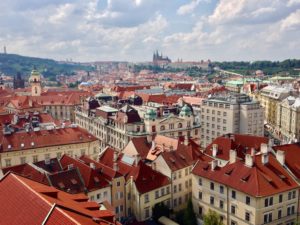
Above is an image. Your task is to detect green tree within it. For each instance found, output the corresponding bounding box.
[182,199,197,225]
[203,209,224,225]
[152,202,170,222]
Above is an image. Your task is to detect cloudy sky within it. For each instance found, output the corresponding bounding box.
[0,0,300,62]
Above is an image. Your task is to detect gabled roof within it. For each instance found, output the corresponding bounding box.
[60,155,110,192]
[161,145,212,172]
[192,153,298,197]
[0,127,97,152]
[273,143,300,179]
[0,173,117,225]
[127,161,170,194]
[79,155,123,180]
[130,137,152,159]
[205,134,268,161]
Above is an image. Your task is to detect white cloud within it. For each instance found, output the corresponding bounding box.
[177,0,201,15]
[280,9,300,31]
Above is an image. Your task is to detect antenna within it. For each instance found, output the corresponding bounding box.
[3,46,7,54]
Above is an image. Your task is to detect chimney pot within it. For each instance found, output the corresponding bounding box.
[229,149,237,164]
[211,160,218,171]
[212,144,218,157]
[245,154,254,167]
[276,150,285,165]
[261,153,269,165]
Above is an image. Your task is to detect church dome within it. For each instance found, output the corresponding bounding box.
[180,104,192,116]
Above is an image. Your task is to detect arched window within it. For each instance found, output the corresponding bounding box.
[35,87,38,94]
[178,123,183,128]
[160,125,165,131]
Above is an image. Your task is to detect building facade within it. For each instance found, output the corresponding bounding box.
[200,94,264,147]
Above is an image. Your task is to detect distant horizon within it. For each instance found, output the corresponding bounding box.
[1,52,300,64]
[0,1,299,62]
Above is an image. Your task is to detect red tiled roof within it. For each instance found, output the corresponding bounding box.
[0,127,97,152]
[205,134,268,160]
[99,147,135,179]
[127,161,170,194]
[60,155,110,192]
[0,173,117,225]
[1,163,49,185]
[273,143,300,179]
[130,137,151,159]
[192,153,298,197]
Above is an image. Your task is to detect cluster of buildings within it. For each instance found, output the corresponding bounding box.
[1,65,300,225]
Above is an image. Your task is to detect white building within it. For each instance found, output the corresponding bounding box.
[200,94,264,147]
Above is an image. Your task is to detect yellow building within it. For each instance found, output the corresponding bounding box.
[257,85,292,127]
[0,126,99,168]
[125,162,171,221]
[192,149,299,225]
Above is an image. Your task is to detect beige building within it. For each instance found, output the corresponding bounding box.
[0,126,99,168]
[192,147,299,225]
[76,103,200,151]
[125,162,171,221]
[256,85,293,128]
[276,96,300,143]
[200,94,264,147]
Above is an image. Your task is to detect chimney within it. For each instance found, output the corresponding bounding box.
[260,143,268,154]
[146,135,152,143]
[212,144,218,157]
[29,98,33,107]
[90,162,95,170]
[276,150,285,165]
[230,134,235,141]
[135,154,141,166]
[152,162,157,171]
[113,162,119,171]
[113,151,118,162]
[261,153,269,165]
[211,160,218,171]
[250,147,256,156]
[229,150,237,164]
[184,135,189,146]
[245,154,254,167]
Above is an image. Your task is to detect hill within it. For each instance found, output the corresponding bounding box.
[0,53,93,79]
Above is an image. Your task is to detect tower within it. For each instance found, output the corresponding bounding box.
[29,69,42,96]
[0,75,5,90]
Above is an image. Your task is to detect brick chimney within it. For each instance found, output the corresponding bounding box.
[229,150,237,164]
[212,144,218,157]
[276,150,285,165]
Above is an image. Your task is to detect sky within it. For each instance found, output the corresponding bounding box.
[0,0,300,62]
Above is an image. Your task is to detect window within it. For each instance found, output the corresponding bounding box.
[173,172,177,180]
[56,152,62,159]
[246,196,251,205]
[223,112,227,116]
[287,205,295,216]
[279,194,283,203]
[231,221,237,225]
[185,181,188,188]
[160,125,165,131]
[245,212,250,222]
[265,197,273,207]
[5,159,11,167]
[155,190,159,199]
[145,208,150,218]
[144,194,149,203]
[199,206,203,217]
[210,182,214,190]
[198,191,202,200]
[178,171,182,178]
[174,199,177,207]
[231,190,236,199]
[264,212,272,223]
[80,149,85,156]
[210,196,214,205]
[231,205,236,214]
[198,178,202,186]
[20,157,26,164]
[97,193,101,199]
[219,200,224,209]
[32,155,38,163]
[166,186,170,194]
[179,184,182,192]
[169,124,174,129]
[178,197,182,205]
[161,188,165,196]
[178,123,183,128]
[174,185,177,193]
[117,181,121,186]
[278,209,282,219]
[219,185,224,194]
[152,126,156,132]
